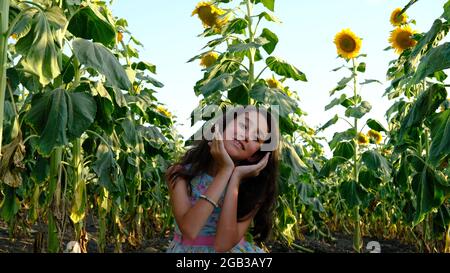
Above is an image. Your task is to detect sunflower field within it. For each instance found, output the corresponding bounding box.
[0,0,449,253]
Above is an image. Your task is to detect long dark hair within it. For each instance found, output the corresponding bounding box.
[166,106,280,242]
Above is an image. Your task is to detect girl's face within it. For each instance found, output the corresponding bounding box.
[222,110,269,163]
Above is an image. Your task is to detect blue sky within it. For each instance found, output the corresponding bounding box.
[111,0,447,143]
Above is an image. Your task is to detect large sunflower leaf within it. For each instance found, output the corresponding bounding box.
[266,56,307,81]
[73,38,132,90]
[361,150,391,176]
[15,11,60,86]
[67,4,116,47]
[345,101,372,119]
[412,42,450,85]
[200,70,248,97]
[254,0,275,11]
[400,84,447,139]
[412,164,449,226]
[429,109,450,165]
[339,180,368,209]
[249,83,298,118]
[260,28,278,54]
[25,89,96,156]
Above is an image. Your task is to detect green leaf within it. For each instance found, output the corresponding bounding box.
[0,187,20,222]
[132,61,157,74]
[200,70,248,97]
[429,109,450,164]
[357,62,366,73]
[15,10,61,86]
[367,119,387,132]
[412,42,450,85]
[318,114,338,131]
[281,141,309,181]
[45,6,67,30]
[360,79,382,85]
[330,75,354,95]
[228,85,249,105]
[25,89,96,156]
[329,129,357,150]
[257,11,281,23]
[266,56,307,81]
[333,141,355,161]
[93,143,119,193]
[361,150,391,176]
[410,19,443,61]
[228,37,269,53]
[223,18,248,35]
[318,157,347,178]
[67,4,116,47]
[412,164,448,226]
[255,0,275,11]
[249,83,298,117]
[67,92,97,139]
[73,38,132,90]
[359,169,382,190]
[400,84,447,138]
[325,94,347,111]
[345,101,372,119]
[339,180,368,209]
[260,28,278,54]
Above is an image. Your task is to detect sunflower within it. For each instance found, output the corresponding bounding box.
[156,105,172,118]
[266,76,283,89]
[357,133,369,145]
[390,8,408,27]
[389,26,417,54]
[334,29,362,60]
[200,52,219,68]
[368,130,383,144]
[117,32,123,43]
[192,2,229,31]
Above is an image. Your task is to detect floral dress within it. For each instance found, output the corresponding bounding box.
[166,170,265,253]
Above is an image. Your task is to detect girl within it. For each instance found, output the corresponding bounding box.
[165,106,280,253]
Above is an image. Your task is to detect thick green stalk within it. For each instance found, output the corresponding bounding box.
[245,0,255,92]
[0,0,10,153]
[352,58,362,253]
[71,138,85,241]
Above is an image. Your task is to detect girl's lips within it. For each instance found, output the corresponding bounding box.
[232,139,244,150]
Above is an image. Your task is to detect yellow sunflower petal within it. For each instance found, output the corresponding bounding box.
[389,25,417,54]
[200,52,219,68]
[192,1,227,29]
[368,130,383,144]
[390,8,408,27]
[357,133,369,145]
[334,29,362,60]
[266,76,283,89]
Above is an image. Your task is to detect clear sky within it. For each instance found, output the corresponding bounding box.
[111,0,447,144]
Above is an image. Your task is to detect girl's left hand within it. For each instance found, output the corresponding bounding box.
[233,152,270,181]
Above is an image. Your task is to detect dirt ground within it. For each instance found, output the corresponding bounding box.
[0,220,417,253]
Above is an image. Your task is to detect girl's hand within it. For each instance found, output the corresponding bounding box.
[208,124,234,172]
[233,152,270,181]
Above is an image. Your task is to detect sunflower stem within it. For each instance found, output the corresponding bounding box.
[0,0,11,155]
[245,0,256,100]
[352,58,362,253]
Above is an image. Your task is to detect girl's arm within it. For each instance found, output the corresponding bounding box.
[167,166,233,241]
[214,153,270,252]
[167,126,235,241]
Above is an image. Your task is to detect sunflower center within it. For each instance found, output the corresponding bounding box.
[339,35,357,53]
[197,6,218,27]
[396,31,415,49]
[393,12,405,24]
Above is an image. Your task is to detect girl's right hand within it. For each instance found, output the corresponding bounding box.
[208,124,234,172]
